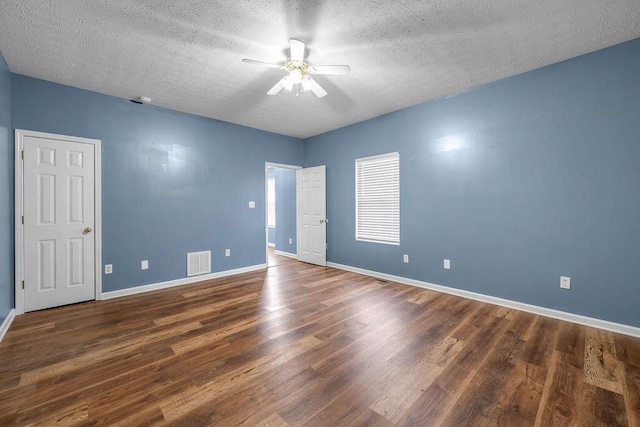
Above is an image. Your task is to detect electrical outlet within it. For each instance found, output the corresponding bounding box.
[105,264,112,274]
[289,238,292,244]
[225,249,231,257]
[560,276,571,290]
[444,259,451,270]
[141,260,148,270]
[403,254,409,263]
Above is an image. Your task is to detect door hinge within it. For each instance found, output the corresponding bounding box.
[22,215,24,224]
[21,150,24,160]
[22,281,24,289]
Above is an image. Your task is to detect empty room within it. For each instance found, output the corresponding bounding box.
[1,1,640,425]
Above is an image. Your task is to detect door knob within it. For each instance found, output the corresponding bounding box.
[83,227,92,234]
[319,219,325,224]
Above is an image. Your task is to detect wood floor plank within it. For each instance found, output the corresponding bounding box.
[439,324,527,426]
[578,383,629,427]
[370,335,465,422]
[1,250,639,425]
[186,367,321,426]
[555,320,586,369]
[493,360,547,426]
[584,327,624,394]
[19,401,89,426]
[535,350,583,426]
[616,333,640,366]
[393,315,507,426]
[292,361,402,427]
[521,316,561,368]
[160,335,324,422]
[622,362,640,427]
[254,412,290,427]
[19,321,202,386]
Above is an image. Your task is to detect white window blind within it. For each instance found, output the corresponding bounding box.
[355,152,400,244]
[267,177,276,227]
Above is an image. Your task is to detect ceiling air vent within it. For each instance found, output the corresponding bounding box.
[187,251,211,277]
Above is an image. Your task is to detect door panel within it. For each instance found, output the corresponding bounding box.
[38,240,56,290]
[297,166,326,266]
[68,238,84,286]
[24,135,96,312]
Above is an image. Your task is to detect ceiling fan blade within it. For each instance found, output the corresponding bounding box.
[267,78,286,95]
[308,65,351,75]
[242,59,285,69]
[282,77,294,91]
[307,77,327,98]
[290,39,305,63]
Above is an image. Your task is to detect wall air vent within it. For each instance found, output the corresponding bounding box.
[187,251,211,277]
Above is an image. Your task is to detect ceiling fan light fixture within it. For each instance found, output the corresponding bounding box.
[283,77,294,91]
[288,68,303,84]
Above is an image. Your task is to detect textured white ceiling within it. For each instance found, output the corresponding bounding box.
[1,1,639,138]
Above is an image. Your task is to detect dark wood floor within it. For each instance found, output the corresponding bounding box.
[1,253,639,426]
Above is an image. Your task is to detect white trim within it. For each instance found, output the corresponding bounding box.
[101,264,266,300]
[267,243,276,247]
[266,162,303,170]
[354,151,400,163]
[274,250,297,259]
[264,162,302,267]
[0,309,16,343]
[14,131,23,314]
[14,129,102,314]
[327,262,640,338]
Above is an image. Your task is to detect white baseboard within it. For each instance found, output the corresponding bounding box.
[327,262,640,338]
[0,309,16,343]
[101,264,267,300]
[274,250,297,259]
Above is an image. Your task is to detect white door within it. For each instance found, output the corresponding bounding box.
[297,166,326,266]
[23,135,96,311]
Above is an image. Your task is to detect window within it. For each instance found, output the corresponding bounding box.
[267,177,276,227]
[355,152,400,244]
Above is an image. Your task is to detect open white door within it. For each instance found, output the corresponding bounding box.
[20,132,99,312]
[297,165,326,266]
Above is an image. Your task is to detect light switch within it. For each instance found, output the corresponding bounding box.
[248,201,255,208]
[141,260,149,270]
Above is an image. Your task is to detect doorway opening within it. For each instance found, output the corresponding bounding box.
[265,163,301,267]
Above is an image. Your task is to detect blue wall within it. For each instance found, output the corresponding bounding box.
[274,167,297,255]
[0,52,12,325]
[304,38,640,327]
[11,75,303,292]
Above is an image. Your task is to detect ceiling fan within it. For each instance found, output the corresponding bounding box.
[242,39,350,98]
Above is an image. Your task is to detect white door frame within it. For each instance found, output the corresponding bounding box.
[264,162,301,266]
[14,129,102,315]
